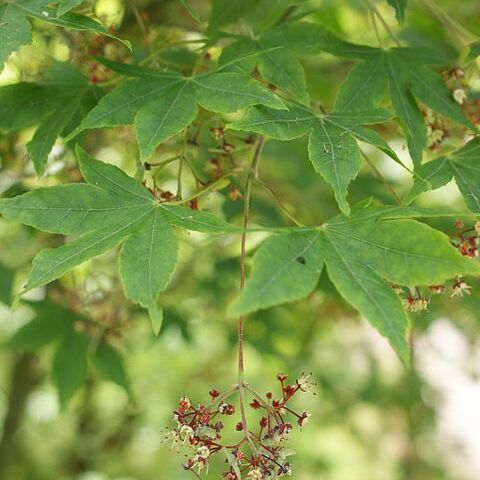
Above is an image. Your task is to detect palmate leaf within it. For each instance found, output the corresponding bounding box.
[405,137,480,211]
[229,102,397,215]
[0,146,237,331]
[218,20,379,104]
[230,204,480,363]
[335,49,476,166]
[0,63,99,176]
[0,0,130,70]
[67,63,286,161]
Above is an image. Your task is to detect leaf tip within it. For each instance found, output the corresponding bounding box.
[148,305,163,336]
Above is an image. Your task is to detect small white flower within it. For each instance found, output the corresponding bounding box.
[403,297,429,313]
[428,128,445,147]
[298,412,311,427]
[247,468,263,479]
[453,88,467,105]
[450,280,472,298]
[178,425,194,443]
[196,445,210,459]
[297,373,314,392]
[424,107,435,124]
[474,220,480,236]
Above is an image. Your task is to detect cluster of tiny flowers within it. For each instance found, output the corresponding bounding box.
[402,295,429,313]
[443,65,480,127]
[423,106,448,151]
[452,219,480,259]
[165,373,315,479]
[426,65,480,151]
[449,221,478,297]
[394,220,479,310]
[443,66,467,105]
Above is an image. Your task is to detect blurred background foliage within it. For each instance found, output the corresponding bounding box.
[1,0,480,479]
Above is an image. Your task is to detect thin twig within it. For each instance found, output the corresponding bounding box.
[366,0,383,47]
[422,0,478,44]
[370,3,401,47]
[170,172,241,205]
[129,0,148,38]
[176,131,190,199]
[254,178,304,227]
[361,150,401,204]
[238,136,265,449]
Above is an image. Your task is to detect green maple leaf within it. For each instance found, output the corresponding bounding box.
[229,101,399,215]
[53,327,88,408]
[4,298,131,404]
[254,20,378,60]
[405,137,480,211]
[179,0,200,22]
[0,0,130,70]
[3,299,83,407]
[219,38,309,105]
[0,146,237,331]
[335,49,476,166]
[229,204,480,363]
[386,0,408,24]
[66,60,286,161]
[0,262,14,306]
[0,63,99,176]
[207,0,261,33]
[207,0,314,35]
[218,20,380,104]
[57,0,84,16]
[3,300,77,351]
[465,41,480,63]
[92,342,132,396]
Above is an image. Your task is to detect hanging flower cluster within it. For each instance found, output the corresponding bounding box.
[394,220,479,311]
[165,373,315,479]
[452,219,479,259]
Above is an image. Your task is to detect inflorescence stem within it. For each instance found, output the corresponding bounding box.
[238,136,265,446]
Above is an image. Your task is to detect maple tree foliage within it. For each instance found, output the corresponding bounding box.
[1,0,480,478]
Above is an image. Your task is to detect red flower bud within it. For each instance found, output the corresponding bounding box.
[209,389,220,399]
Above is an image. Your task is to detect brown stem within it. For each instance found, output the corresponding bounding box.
[0,353,41,480]
[238,136,265,445]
